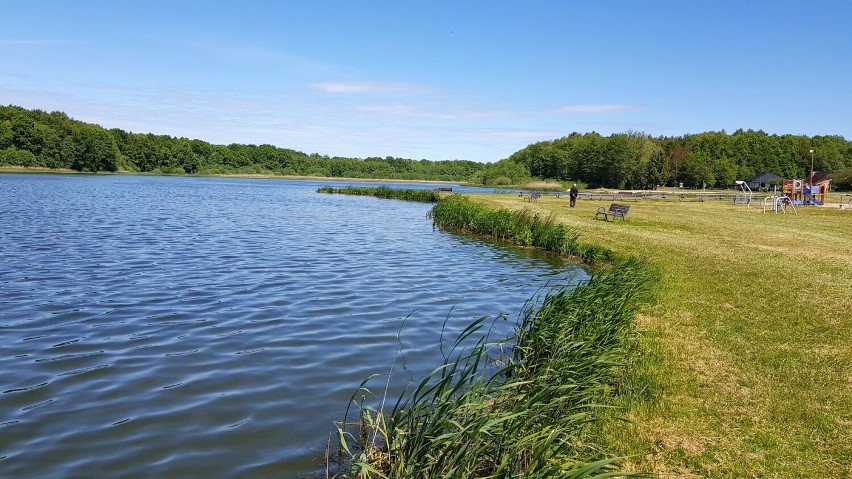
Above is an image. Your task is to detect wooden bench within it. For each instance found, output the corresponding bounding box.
[524,192,541,202]
[595,203,630,222]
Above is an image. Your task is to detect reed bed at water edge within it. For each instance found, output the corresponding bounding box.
[430,194,615,263]
[334,260,655,478]
[317,185,441,202]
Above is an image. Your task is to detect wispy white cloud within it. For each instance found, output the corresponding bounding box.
[0,39,83,45]
[1,72,642,162]
[309,77,636,124]
[310,80,428,94]
[554,104,633,114]
[195,41,337,73]
[354,101,636,122]
[480,128,567,139]
[357,103,471,121]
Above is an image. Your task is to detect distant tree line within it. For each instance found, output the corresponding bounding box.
[4,105,851,190]
[0,105,485,181]
[496,130,852,190]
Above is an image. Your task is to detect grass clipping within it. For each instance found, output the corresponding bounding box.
[333,259,654,478]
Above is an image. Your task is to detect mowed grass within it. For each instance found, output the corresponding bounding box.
[467,193,852,478]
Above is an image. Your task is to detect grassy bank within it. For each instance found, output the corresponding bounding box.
[337,261,656,478]
[429,195,619,264]
[317,185,441,202]
[334,195,658,478]
[465,193,852,477]
[1,166,79,174]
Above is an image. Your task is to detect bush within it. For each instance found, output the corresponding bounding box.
[0,147,38,167]
[831,168,852,191]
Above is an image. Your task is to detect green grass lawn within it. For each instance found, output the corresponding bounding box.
[467,193,852,478]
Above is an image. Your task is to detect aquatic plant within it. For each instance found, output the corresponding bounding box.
[328,193,658,477]
[429,194,592,258]
[333,260,654,478]
[317,185,441,203]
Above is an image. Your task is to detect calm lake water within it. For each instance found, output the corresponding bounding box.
[0,174,584,478]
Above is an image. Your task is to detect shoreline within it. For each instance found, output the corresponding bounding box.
[0,166,472,186]
[465,192,852,477]
[336,194,652,478]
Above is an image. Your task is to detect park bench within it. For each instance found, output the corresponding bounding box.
[524,192,541,202]
[595,203,630,222]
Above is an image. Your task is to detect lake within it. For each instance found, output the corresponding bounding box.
[0,174,584,478]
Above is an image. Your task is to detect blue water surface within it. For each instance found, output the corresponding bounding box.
[0,174,583,478]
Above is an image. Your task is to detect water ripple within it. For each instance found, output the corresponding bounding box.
[0,175,586,479]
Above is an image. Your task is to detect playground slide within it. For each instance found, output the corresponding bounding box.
[804,190,823,205]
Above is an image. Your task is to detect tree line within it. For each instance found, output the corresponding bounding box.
[0,105,484,181]
[490,130,852,190]
[3,104,851,190]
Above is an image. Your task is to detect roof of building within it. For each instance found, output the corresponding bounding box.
[746,173,783,182]
[811,172,832,184]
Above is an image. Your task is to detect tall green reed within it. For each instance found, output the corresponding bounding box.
[331,193,657,478]
[429,195,617,263]
[334,260,655,479]
[317,185,441,203]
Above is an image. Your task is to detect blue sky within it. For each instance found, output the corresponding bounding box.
[2,1,850,162]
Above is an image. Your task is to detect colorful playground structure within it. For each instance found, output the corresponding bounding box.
[734,176,833,214]
[781,178,831,206]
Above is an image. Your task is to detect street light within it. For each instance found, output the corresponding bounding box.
[809,149,815,186]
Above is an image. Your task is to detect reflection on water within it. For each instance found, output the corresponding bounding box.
[0,174,584,478]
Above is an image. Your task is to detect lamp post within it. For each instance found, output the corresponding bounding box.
[809,149,814,186]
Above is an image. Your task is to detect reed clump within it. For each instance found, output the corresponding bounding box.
[317,185,441,203]
[330,192,658,477]
[334,261,655,478]
[430,194,615,264]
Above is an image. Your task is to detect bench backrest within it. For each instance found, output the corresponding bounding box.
[609,203,630,213]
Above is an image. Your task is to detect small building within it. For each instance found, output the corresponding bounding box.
[746,173,783,191]
[811,172,832,187]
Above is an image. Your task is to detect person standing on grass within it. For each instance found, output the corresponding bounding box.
[569,183,579,208]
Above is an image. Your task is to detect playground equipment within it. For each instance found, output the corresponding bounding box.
[762,193,797,214]
[803,188,823,205]
[782,178,830,205]
[733,180,753,208]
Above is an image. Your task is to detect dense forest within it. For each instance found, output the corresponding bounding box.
[0,105,484,181]
[3,104,851,190]
[487,130,852,190]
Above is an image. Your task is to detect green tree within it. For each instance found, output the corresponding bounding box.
[681,151,716,188]
[713,156,738,187]
[0,147,37,167]
[470,159,530,185]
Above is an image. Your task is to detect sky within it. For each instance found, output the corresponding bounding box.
[1,1,850,163]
